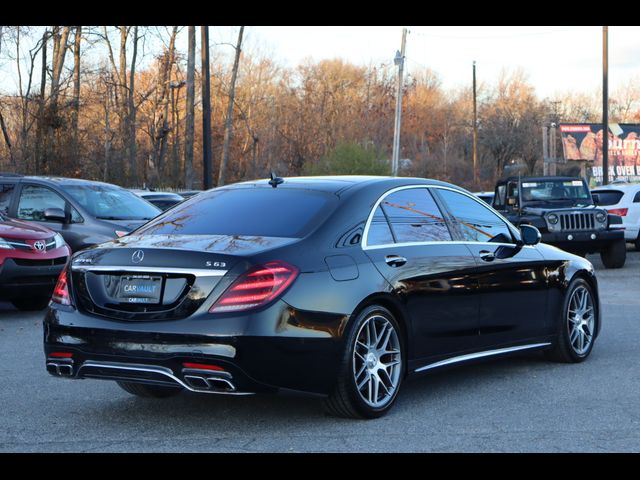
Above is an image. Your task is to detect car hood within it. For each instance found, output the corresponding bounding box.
[99,218,152,231]
[0,218,56,240]
[522,205,602,215]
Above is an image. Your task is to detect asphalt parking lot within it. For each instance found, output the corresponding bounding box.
[1,250,639,452]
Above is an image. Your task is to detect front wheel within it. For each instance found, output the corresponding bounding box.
[600,239,626,268]
[324,305,404,419]
[545,278,598,363]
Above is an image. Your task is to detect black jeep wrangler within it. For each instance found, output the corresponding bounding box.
[493,176,626,268]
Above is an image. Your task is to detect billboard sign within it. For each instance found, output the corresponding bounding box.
[559,123,640,183]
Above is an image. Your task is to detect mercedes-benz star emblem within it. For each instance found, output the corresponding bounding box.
[131,250,144,263]
[33,240,45,252]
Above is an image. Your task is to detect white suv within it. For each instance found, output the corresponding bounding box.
[592,183,640,250]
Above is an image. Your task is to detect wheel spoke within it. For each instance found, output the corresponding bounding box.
[569,325,580,345]
[371,374,380,403]
[358,372,369,392]
[377,370,392,396]
[355,362,367,381]
[577,329,584,352]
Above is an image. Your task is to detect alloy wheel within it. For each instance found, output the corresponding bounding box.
[567,286,595,356]
[352,314,402,408]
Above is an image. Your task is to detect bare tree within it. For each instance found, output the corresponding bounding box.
[183,26,196,189]
[217,26,244,186]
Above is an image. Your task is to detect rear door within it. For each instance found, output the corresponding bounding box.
[433,187,550,347]
[363,186,480,362]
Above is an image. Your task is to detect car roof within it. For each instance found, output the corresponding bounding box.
[592,183,640,191]
[500,176,585,183]
[224,175,458,195]
[131,190,184,198]
[0,174,123,188]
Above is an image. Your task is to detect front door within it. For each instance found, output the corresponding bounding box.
[433,187,550,347]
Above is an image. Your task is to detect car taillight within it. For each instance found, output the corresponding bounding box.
[607,208,628,216]
[51,266,71,306]
[115,230,128,238]
[209,261,299,313]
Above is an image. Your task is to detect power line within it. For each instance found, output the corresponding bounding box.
[409,26,586,40]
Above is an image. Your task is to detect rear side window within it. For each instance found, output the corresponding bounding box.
[0,183,14,215]
[136,188,336,238]
[367,206,395,246]
[634,191,640,203]
[436,189,513,244]
[592,190,624,206]
[380,188,451,243]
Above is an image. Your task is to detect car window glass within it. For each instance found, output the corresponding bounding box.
[0,183,14,215]
[495,185,506,207]
[381,188,451,243]
[367,206,395,246]
[437,189,513,244]
[633,191,640,203]
[17,185,66,221]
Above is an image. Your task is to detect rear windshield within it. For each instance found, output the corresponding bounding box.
[591,190,624,206]
[135,188,336,238]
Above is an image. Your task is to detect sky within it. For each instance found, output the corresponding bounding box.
[212,26,639,99]
[2,26,638,100]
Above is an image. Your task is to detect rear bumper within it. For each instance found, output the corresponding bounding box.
[0,256,67,299]
[541,229,624,252]
[43,301,348,396]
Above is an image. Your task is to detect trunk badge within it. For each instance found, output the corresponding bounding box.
[131,250,145,263]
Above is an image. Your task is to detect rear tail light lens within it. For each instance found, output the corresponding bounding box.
[607,208,628,217]
[51,266,71,306]
[210,261,299,313]
[115,230,128,238]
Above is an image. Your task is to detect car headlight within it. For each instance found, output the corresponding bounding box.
[595,211,607,223]
[0,237,14,249]
[547,213,559,225]
[53,233,66,249]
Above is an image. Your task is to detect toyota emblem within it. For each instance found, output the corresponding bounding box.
[131,250,145,263]
[33,240,45,252]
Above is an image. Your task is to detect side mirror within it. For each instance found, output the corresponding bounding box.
[520,224,541,246]
[44,207,67,223]
[591,193,600,205]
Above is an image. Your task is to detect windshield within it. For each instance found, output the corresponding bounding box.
[65,184,161,220]
[520,180,592,206]
[135,187,336,238]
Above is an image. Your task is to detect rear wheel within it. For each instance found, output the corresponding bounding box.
[600,239,626,268]
[634,234,640,251]
[117,381,183,398]
[545,278,597,363]
[324,305,404,419]
[11,297,51,311]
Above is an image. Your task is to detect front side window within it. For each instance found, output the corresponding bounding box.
[0,183,14,215]
[17,185,66,221]
[66,185,160,221]
[436,189,513,244]
[380,188,451,244]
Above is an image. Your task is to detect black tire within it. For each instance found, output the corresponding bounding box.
[600,239,626,269]
[634,234,640,252]
[117,381,182,398]
[11,297,51,311]
[545,277,598,363]
[324,305,405,419]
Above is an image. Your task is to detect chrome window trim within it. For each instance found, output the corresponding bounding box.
[414,342,551,373]
[362,184,521,251]
[70,265,227,277]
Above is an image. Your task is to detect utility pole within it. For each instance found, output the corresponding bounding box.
[201,26,213,190]
[472,61,478,186]
[602,26,609,185]
[391,28,407,177]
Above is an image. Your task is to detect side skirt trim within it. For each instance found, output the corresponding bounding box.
[414,342,551,373]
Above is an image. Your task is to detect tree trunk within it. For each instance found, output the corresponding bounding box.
[153,26,178,185]
[71,26,81,161]
[35,31,47,174]
[127,26,139,185]
[184,26,196,189]
[218,26,244,186]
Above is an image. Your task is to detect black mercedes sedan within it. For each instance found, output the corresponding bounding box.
[44,176,600,418]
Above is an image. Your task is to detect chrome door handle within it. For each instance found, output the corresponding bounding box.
[479,250,495,262]
[385,255,407,267]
